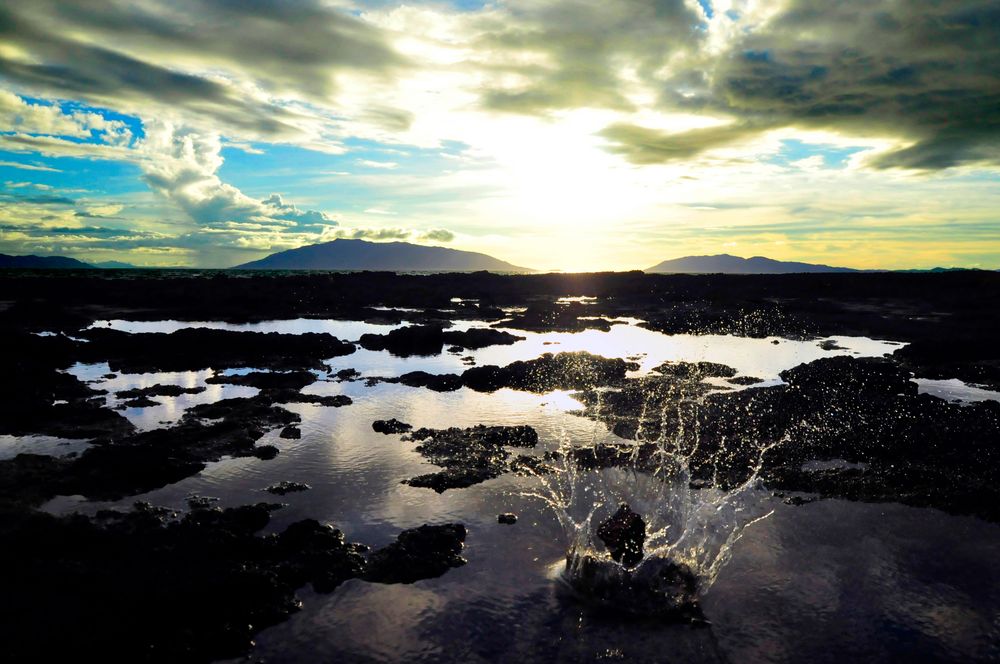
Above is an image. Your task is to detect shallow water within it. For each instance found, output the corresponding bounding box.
[28,319,1000,662]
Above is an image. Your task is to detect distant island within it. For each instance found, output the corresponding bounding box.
[0,254,94,269]
[233,238,534,272]
[645,254,858,274]
[0,254,138,269]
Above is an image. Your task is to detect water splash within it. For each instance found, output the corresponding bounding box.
[525,389,779,616]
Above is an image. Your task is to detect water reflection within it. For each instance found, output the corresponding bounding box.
[37,319,1000,663]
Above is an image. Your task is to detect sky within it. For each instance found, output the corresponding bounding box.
[0,0,998,271]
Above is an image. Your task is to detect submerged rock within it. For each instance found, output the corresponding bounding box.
[596,504,647,568]
[116,384,207,399]
[265,481,311,495]
[365,523,467,583]
[564,551,700,619]
[497,513,517,525]
[401,425,539,492]
[359,325,522,357]
[373,418,413,434]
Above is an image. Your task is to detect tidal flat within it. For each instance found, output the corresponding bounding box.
[1,270,999,663]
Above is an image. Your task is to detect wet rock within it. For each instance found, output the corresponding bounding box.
[819,339,846,351]
[597,504,647,568]
[265,481,311,495]
[462,352,638,393]
[728,376,766,385]
[116,395,161,409]
[279,426,301,439]
[0,500,466,663]
[359,325,522,357]
[365,523,467,584]
[396,371,464,392]
[334,368,360,381]
[115,384,207,399]
[401,425,539,492]
[253,444,279,460]
[565,552,700,619]
[78,327,355,372]
[652,361,737,379]
[498,513,517,525]
[206,370,317,391]
[501,300,612,332]
[373,418,413,434]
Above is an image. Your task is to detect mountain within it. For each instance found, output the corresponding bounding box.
[93,260,138,268]
[0,254,94,269]
[233,239,534,272]
[645,254,858,274]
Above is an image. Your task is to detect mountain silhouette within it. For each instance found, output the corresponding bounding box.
[645,254,857,274]
[233,239,533,272]
[0,254,94,269]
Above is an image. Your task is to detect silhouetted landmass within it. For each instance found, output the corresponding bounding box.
[93,260,139,268]
[645,254,857,274]
[233,238,533,272]
[0,253,93,269]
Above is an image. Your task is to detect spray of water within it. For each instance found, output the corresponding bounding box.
[524,387,781,615]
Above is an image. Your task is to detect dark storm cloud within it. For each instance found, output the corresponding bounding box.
[477,0,705,114]
[602,0,1000,169]
[0,0,406,137]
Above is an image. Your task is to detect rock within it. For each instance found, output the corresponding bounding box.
[206,370,317,391]
[498,513,517,524]
[279,426,301,439]
[253,445,279,460]
[565,552,700,618]
[265,481,311,495]
[596,504,647,568]
[78,327,355,373]
[359,325,522,357]
[365,523,467,584]
[728,376,766,385]
[335,368,360,381]
[372,418,412,434]
[400,425,539,491]
[116,384,207,399]
[116,396,161,409]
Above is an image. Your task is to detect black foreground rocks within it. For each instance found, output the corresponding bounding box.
[398,424,540,491]
[0,502,467,663]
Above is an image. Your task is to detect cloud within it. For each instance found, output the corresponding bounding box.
[625,0,1000,169]
[0,0,406,142]
[0,160,62,172]
[137,121,337,231]
[599,121,764,164]
[419,228,454,242]
[474,0,705,115]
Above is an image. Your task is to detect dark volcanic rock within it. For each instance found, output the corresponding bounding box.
[206,370,318,391]
[498,513,517,524]
[116,395,161,409]
[359,324,522,357]
[401,425,539,492]
[576,355,1000,521]
[397,371,464,392]
[279,425,302,439]
[265,481,310,495]
[116,384,207,399]
[566,553,700,619]
[728,376,766,385]
[462,352,639,393]
[373,418,413,434]
[597,503,647,568]
[651,361,737,379]
[0,502,468,663]
[78,327,355,372]
[365,523,467,583]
